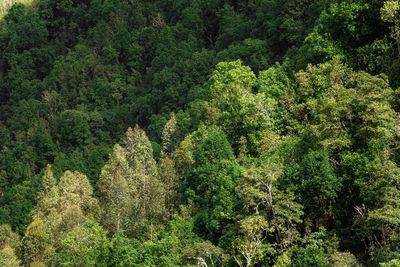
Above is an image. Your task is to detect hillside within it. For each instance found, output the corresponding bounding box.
[0,0,400,266]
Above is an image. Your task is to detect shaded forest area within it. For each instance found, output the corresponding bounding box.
[0,0,400,266]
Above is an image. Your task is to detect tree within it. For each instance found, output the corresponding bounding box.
[22,217,50,265]
[161,112,179,157]
[57,220,109,266]
[236,161,303,257]
[0,224,21,266]
[0,224,21,253]
[23,169,98,265]
[124,125,166,240]
[233,215,270,267]
[56,110,90,149]
[39,165,56,200]
[0,246,20,267]
[42,90,61,121]
[159,156,178,219]
[365,186,400,265]
[184,240,228,267]
[185,126,240,242]
[258,62,293,100]
[283,150,340,227]
[289,229,331,267]
[203,60,276,153]
[381,1,400,55]
[57,171,98,219]
[97,144,133,235]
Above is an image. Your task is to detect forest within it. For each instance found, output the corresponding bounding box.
[0,0,400,266]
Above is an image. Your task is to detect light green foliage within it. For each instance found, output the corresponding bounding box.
[57,220,109,266]
[97,144,133,235]
[23,169,98,265]
[237,161,284,215]
[0,224,21,254]
[0,246,20,267]
[124,125,166,240]
[366,186,400,261]
[290,245,330,267]
[161,112,179,157]
[0,0,33,18]
[184,240,229,267]
[0,225,21,266]
[233,215,270,267]
[330,251,361,267]
[236,161,303,255]
[22,217,50,265]
[1,0,400,265]
[381,1,400,55]
[290,228,331,267]
[109,213,203,266]
[57,171,98,218]
[380,259,400,267]
[160,156,178,219]
[204,60,276,152]
[274,252,291,267]
[258,63,293,100]
[294,58,397,152]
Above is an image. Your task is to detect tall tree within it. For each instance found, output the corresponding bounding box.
[97,144,133,235]
[203,60,276,153]
[159,156,177,219]
[236,160,303,264]
[124,125,166,240]
[23,169,98,266]
[185,126,240,242]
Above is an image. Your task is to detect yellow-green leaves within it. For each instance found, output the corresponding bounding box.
[381,1,400,55]
[23,168,98,266]
[97,144,132,235]
[204,60,277,153]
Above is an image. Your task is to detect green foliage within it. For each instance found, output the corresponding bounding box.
[290,245,330,267]
[1,0,400,265]
[381,1,400,55]
[204,60,276,153]
[0,245,20,267]
[258,63,293,100]
[185,126,240,241]
[290,228,331,267]
[57,220,109,266]
[283,150,340,226]
[124,125,166,240]
[330,251,361,267]
[97,144,132,235]
[56,109,90,149]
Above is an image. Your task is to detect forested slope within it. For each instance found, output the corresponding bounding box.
[0,0,400,266]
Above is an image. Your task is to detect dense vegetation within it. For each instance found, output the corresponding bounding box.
[0,0,400,266]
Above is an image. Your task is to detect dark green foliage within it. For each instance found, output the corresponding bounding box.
[290,245,330,267]
[56,109,90,149]
[185,126,240,242]
[283,150,341,227]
